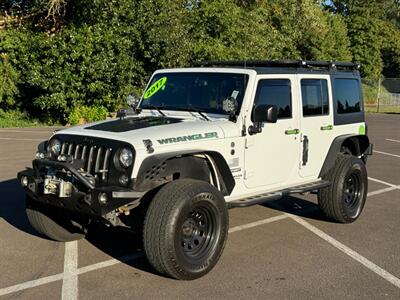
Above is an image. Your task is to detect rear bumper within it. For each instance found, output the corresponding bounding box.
[17,160,144,218]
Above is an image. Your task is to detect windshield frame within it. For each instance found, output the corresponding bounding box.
[138,69,253,116]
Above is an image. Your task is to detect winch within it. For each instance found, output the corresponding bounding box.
[44,175,73,198]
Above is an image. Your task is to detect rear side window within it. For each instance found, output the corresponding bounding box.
[301,79,329,116]
[334,79,361,114]
[254,79,292,119]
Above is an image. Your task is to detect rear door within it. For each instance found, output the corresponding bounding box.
[298,75,333,178]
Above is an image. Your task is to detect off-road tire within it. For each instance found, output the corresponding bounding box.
[143,179,228,280]
[318,154,368,223]
[26,197,88,242]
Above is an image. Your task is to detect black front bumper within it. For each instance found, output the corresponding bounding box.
[17,159,144,218]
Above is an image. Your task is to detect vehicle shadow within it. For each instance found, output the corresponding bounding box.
[0,177,157,274]
[85,223,156,275]
[0,177,330,276]
[0,178,41,237]
[261,195,332,222]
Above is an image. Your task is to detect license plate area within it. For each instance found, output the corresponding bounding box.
[44,177,73,198]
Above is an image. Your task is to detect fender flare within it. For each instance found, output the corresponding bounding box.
[133,150,235,195]
[319,134,371,177]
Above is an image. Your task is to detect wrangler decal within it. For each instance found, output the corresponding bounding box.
[157,132,218,145]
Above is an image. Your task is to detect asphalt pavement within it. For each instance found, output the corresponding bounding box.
[0,114,399,299]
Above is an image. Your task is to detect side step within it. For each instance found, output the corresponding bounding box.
[227,180,330,208]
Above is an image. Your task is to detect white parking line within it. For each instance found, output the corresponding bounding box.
[386,139,400,143]
[374,150,400,158]
[368,186,399,197]
[228,215,288,233]
[0,129,54,134]
[289,214,400,289]
[0,214,287,297]
[61,241,78,300]
[78,253,144,275]
[0,273,64,297]
[368,177,400,189]
[0,137,43,142]
[0,177,398,298]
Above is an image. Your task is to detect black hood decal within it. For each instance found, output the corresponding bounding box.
[85,116,182,133]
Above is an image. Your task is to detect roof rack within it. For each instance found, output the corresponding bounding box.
[194,60,360,71]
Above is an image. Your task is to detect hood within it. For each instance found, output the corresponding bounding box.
[85,116,182,132]
[57,114,239,150]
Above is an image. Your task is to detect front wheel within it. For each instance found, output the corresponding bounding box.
[143,179,229,280]
[318,154,368,223]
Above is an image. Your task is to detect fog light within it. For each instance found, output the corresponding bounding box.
[35,152,45,159]
[119,175,129,186]
[57,154,67,162]
[98,192,108,204]
[21,176,29,187]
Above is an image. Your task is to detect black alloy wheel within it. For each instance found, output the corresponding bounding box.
[318,154,368,223]
[143,179,228,280]
[180,202,219,263]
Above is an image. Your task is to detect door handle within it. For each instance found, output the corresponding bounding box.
[285,129,300,135]
[320,125,333,131]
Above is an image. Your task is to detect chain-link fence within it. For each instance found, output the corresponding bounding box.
[362,78,400,113]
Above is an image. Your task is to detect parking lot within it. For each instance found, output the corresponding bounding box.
[0,113,399,300]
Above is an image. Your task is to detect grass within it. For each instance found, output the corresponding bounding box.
[365,105,400,114]
[0,109,47,128]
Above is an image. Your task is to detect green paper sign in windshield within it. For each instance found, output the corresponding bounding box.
[143,77,167,99]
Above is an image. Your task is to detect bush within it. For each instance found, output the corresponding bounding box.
[67,105,108,125]
[0,53,19,108]
[0,108,44,127]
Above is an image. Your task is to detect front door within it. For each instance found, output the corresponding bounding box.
[298,75,334,178]
[244,75,300,189]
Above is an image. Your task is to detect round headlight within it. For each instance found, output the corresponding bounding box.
[48,139,61,156]
[119,148,133,168]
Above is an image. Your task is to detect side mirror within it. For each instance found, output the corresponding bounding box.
[127,93,140,108]
[117,93,141,119]
[253,104,278,123]
[249,104,278,135]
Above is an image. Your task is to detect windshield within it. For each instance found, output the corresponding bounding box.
[140,72,249,115]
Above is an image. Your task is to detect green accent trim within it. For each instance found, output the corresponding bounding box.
[143,77,167,99]
[358,124,366,135]
[320,125,333,131]
[285,129,300,135]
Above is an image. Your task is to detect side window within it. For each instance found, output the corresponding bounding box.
[334,79,361,114]
[254,79,292,119]
[301,79,329,116]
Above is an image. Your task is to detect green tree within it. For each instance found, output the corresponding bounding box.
[0,53,19,107]
[326,0,400,78]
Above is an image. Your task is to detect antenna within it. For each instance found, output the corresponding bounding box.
[243,15,247,70]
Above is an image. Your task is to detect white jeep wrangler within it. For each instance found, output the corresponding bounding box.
[18,60,373,280]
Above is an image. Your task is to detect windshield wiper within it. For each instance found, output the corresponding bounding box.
[141,104,166,116]
[186,106,210,121]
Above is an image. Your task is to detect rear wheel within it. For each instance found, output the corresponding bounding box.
[318,154,368,223]
[143,179,228,280]
[26,197,88,242]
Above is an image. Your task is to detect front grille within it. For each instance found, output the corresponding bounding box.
[60,141,113,181]
[50,134,135,187]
